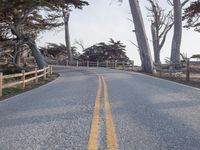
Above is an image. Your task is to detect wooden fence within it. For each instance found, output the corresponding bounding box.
[0,58,7,65]
[154,60,200,81]
[67,60,135,71]
[0,65,53,97]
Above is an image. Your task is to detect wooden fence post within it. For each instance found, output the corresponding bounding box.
[76,60,79,67]
[87,61,89,67]
[35,68,38,84]
[186,59,190,81]
[44,67,47,80]
[123,61,125,70]
[169,65,172,78]
[22,70,25,89]
[50,65,53,75]
[132,61,134,71]
[159,70,162,77]
[114,60,117,69]
[106,60,108,68]
[66,60,69,66]
[97,61,99,67]
[47,65,51,77]
[0,72,2,97]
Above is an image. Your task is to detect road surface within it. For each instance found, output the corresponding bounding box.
[1,66,200,150]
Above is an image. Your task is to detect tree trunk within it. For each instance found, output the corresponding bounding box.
[151,23,160,64]
[14,44,21,65]
[10,24,46,69]
[64,11,73,64]
[27,39,46,69]
[170,0,182,65]
[129,0,155,73]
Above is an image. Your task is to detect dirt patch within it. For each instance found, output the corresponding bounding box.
[159,77,200,89]
[0,73,59,101]
[153,72,200,89]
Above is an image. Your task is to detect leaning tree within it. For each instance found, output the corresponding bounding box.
[129,0,155,73]
[0,0,60,69]
[0,0,88,69]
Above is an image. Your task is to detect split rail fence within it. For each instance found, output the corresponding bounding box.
[0,65,53,97]
[66,60,135,71]
[155,60,200,81]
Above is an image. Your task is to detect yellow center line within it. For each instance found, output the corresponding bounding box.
[102,76,118,150]
[88,76,101,150]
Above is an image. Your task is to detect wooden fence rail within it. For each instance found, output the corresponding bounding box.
[154,60,200,81]
[0,58,7,65]
[0,65,52,97]
[68,60,134,71]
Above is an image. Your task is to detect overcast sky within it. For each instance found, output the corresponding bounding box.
[37,0,200,65]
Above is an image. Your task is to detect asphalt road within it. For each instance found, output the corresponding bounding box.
[1,66,200,150]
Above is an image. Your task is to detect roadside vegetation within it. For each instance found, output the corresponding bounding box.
[1,0,200,96]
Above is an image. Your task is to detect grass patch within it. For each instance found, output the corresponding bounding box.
[0,73,59,101]
[3,86,21,96]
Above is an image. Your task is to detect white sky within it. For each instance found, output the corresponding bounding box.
[37,0,200,65]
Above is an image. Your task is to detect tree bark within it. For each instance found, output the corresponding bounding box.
[151,22,160,64]
[64,10,73,64]
[27,39,46,69]
[10,24,46,69]
[170,0,182,65]
[14,44,21,66]
[129,0,155,73]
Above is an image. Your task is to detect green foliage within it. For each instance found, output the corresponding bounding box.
[0,0,88,69]
[2,87,21,96]
[80,39,130,62]
[183,1,200,32]
[0,0,89,41]
[39,43,80,58]
[191,54,200,59]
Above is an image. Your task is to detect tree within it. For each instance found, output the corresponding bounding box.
[0,0,88,69]
[0,1,51,69]
[168,0,189,66]
[61,1,89,64]
[63,8,73,64]
[170,0,182,65]
[191,54,200,60]
[80,39,129,62]
[39,43,80,65]
[183,1,200,32]
[147,0,173,64]
[129,0,154,73]
[40,43,79,58]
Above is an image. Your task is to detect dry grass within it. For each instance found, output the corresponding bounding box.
[0,73,59,101]
[155,72,200,89]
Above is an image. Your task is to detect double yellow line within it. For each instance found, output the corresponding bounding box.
[88,75,117,150]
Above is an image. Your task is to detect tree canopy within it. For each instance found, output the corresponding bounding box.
[183,0,200,32]
[40,43,79,58]
[80,39,129,62]
[0,0,88,69]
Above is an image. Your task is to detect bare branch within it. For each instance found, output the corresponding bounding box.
[129,40,139,49]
